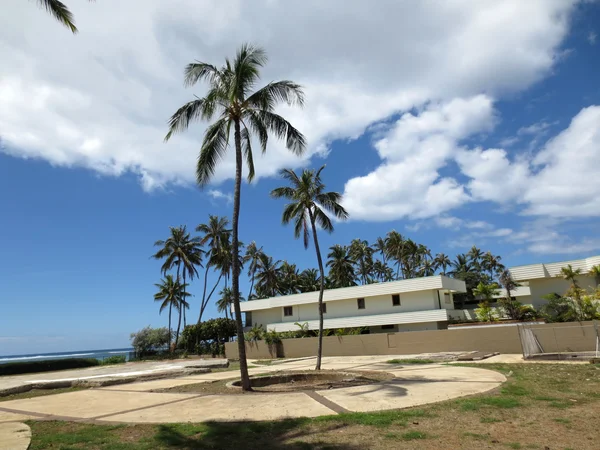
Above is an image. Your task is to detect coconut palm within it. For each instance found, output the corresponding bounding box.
[243,241,264,300]
[216,288,244,319]
[374,237,388,265]
[434,253,451,275]
[327,245,357,288]
[299,268,321,293]
[468,246,484,269]
[588,265,600,287]
[36,0,92,33]
[154,275,190,350]
[385,231,405,279]
[473,282,500,302]
[349,239,374,285]
[559,264,582,290]
[271,166,348,370]
[152,226,203,329]
[165,44,306,391]
[196,216,230,323]
[254,254,283,298]
[373,260,394,282]
[279,261,301,295]
[482,252,505,280]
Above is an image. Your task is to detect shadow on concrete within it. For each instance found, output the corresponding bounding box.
[155,420,363,449]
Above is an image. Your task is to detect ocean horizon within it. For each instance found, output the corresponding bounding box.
[0,348,135,364]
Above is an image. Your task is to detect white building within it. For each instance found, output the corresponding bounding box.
[508,255,600,307]
[240,275,466,333]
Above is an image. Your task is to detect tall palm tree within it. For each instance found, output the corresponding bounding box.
[36,0,92,33]
[216,288,245,319]
[299,268,321,293]
[468,246,484,268]
[154,275,189,350]
[271,166,348,370]
[434,253,451,276]
[373,260,394,282]
[196,216,230,323]
[152,226,203,329]
[327,245,357,288]
[499,269,518,301]
[374,237,388,265]
[165,44,306,391]
[385,231,404,279]
[254,254,283,298]
[243,241,264,300]
[349,239,374,285]
[482,252,504,280]
[279,261,301,295]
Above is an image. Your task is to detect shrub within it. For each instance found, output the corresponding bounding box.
[101,355,126,365]
[0,358,99,376]
[130,326,171,356]
[475,301,497,323]
[180,318,237,355]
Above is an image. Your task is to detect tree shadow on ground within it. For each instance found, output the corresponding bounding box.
[154,419,363,450]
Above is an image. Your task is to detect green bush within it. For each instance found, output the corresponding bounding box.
[130,326,171,356]
[100,355,126,365]
[0,358,99,376]
[180,318,237,356]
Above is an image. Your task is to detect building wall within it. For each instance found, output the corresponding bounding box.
[528,275,597,307]
[250,289,442,329]
[225,321,597,359]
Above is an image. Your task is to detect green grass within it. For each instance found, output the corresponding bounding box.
[459,396,521,411]
[464,432,488,440]
[386,358,437,364]
[506,443,522,449]
[315,408,431,428]
[400,431,428,440]
[480,416,503,423]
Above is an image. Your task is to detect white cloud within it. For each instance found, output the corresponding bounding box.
[0,0,578,190]
[589,31,597,44]
[207,189,233,204]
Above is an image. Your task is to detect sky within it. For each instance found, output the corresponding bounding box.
[1,0,600,355]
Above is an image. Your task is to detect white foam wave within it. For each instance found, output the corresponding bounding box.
[0,353,95,362]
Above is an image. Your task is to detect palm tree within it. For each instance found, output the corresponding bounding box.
[468,246,484,268]
[559,264,583,302]
[473,282,499,323]
[374,237,388,265]
[36,0,92,33]
[327,245,357,288]
[279,261,301,295]
[588,265,600,287]
[271,166,348,370]
[152,226,203,330]
[385,231,404,279]
[254,254,283,298]
[154,275,190,350]
[217,288,245,319]
[373,260,394,282]
[165,44,306,391]
[434,253,451,275]
[196,216,230,323]
[482,252,505,280]
[243,241,264,300]
[299,268,321,293]
[349,239,374,285]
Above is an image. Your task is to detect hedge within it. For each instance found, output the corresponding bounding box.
[0,358,100,376]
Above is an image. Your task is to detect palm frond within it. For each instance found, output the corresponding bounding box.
[164,99,206,142]
[196,117,230,186]
[258,111,306,155]
[313,208,334,233]
[270,186,296,200]
[244,110,268,152]
[240,126,255,182]
[246,81,305,110]
[38,0,78,33]
[316,192,349,220]
[184,62,221,87]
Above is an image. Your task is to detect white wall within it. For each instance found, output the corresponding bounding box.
[528,275,597,307]
[251,289,443,328]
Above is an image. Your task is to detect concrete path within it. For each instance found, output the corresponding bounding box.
[0,422,31,450]
[0,355,505,424]
[0,358,228,395]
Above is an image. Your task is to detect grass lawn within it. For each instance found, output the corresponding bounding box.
[28,363,600,449]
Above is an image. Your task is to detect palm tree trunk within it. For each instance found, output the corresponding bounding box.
[182,271,187,328]
[248,268,255,300]
[168,303,172,352]
[175,302,182,349]
[232,119,251,391]
[199,272,223,323]
[309,210,325,371]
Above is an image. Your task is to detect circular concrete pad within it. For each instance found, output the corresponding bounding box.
[0,422,31,450]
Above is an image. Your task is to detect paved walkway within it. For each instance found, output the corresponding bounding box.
[0,358,228,395]
[0,355,505,424]
[0,422,30,450]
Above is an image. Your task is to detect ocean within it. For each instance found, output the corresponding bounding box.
[0,348,135,365]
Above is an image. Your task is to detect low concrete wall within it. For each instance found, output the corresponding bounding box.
[225,321,598,359]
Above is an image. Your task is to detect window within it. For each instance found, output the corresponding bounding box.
[320,303,327,314]
[357,298,365,309]
[382,324,395,330]
[444,292,451,304]
[283,306,293,317]
[392,294,401,306]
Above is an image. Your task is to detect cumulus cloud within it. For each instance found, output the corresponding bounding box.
[207,189,233,204]
[0,0,577,191]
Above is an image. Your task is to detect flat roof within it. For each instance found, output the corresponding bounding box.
[240,275,466,312]
[509,255,600,281]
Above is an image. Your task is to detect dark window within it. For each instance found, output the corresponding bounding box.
[283,306,293,317]
[382,324,395,330]
[320,303,327,314]
[357,298,365,309]
[392,294,401,306]
[245,312,252,327]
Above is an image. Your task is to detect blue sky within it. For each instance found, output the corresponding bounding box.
[1,0,600,355]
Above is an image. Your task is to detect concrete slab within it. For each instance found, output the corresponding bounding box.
[0,411,35,423]
[0,390,197,419]
[101,392,336,423]
[99,378,212,392]
[0,422,31,450]
[316,366,505,412]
